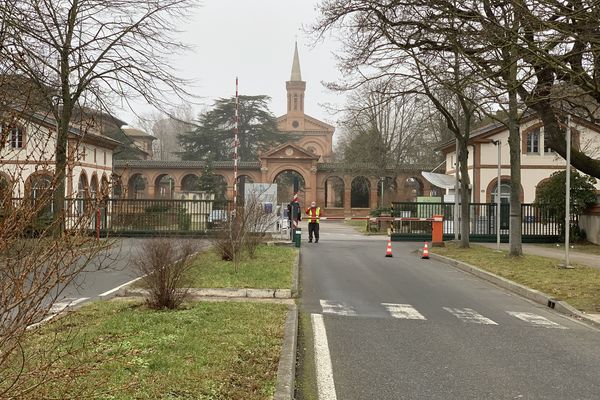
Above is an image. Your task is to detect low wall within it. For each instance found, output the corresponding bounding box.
[579,204,600,245]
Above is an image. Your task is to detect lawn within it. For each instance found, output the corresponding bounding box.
[12,300,288,400]
[432,243,600,313]
[184,245,296,289]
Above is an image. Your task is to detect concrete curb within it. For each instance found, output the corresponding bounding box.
[429,252,600,329]
[118,287,293,299]
[274,304,298,400]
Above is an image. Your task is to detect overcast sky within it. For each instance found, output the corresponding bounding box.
[117,0,345,131]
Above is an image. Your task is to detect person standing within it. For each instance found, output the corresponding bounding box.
[305,201,321,243]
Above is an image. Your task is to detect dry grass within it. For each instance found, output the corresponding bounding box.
[432,243,600,313]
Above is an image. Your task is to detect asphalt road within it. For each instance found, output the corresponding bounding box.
[300,222,600,400]
[52,237,210,311]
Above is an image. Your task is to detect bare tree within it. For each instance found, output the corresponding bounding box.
[0,0,198,233]
[138,104,196,161]
[0,118,117,397]
[312,2,492,247]
[338,79,438,172]
[213,188,277,270]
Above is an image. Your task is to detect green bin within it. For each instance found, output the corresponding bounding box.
[294,228,301,248]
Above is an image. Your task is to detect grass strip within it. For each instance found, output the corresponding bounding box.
[432,243,600,313]
[19,300,288,399]
[185,245,296,289]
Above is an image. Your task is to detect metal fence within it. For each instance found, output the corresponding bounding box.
[99,198,232,235]
[1,197,233,236]
[390,202,576,243]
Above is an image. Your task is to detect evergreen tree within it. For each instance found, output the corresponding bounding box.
[179,95,285,161]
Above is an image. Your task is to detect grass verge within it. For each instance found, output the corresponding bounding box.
[294,312,318,400]
[432,243,600,313]
[184,245,296,289]
[18,300,288,399]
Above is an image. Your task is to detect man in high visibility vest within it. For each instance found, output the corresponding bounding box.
[305,201,321,243]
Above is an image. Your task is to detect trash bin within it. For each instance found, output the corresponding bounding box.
[294,228,301,248]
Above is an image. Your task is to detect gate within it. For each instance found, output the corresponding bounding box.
[390,202,573,243]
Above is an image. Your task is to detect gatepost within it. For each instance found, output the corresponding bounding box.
[432,214,444,247]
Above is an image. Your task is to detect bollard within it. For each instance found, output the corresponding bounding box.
[294,228,302,248]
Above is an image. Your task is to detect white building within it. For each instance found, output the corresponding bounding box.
[438,114,600,204]
[0,111,120,204]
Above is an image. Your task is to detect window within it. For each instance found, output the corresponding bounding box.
[10,127,23,148]
[94,148,97,163]
[2,123,24,149]
[103,151,107,165]
[543,135,553,154]
[526,130,539,154]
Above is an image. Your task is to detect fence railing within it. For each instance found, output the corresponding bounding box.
[1,197,233,235]
[390,202,577,242]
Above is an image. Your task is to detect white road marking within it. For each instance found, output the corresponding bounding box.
[49,297,89,314]
[99,276,144,297]
[28,297,90,330]
[312,313,338,400]
[443,307,498,325]
[382,303,427,320]
[507,312,568,329]
[320,300,357,316]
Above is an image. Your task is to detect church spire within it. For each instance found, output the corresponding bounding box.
[290,41,302,81]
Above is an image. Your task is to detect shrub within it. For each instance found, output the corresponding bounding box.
[134,238,198,309]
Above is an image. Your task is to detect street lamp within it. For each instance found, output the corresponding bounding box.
[379,177,385,209]
[563,115,573,268]
[492,140,501,251]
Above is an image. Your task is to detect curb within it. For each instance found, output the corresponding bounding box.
[118,287,293,299]
[429,252,600,329]
[274,304,298,400]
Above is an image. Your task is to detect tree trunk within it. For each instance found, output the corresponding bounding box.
[507,87,522,256]
[458,137,471,248]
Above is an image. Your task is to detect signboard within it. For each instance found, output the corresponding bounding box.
[244,183,277,211]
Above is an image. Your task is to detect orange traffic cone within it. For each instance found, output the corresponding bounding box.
[385,239,393,257]
[421,242,430,259]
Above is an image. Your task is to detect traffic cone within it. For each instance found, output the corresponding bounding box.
[421,242,430,259]
[385,239,393,257]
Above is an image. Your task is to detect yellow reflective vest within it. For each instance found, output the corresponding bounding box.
[305,207,321,223]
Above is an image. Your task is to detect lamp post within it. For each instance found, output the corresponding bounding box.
[380,177,385,209]
[564,115,572,268]
[492,140,501,251]
[454,140,459,240]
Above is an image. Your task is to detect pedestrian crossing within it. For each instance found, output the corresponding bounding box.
[318,299,568,329]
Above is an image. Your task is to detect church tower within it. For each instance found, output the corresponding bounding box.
[276,42,335,161]
[285,42,307,131]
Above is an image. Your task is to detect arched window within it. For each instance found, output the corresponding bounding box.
[492,181,511,204]
[29,174,54,216]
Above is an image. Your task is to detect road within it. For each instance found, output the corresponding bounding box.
[300,222,600,400]
[51,237,210,313]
